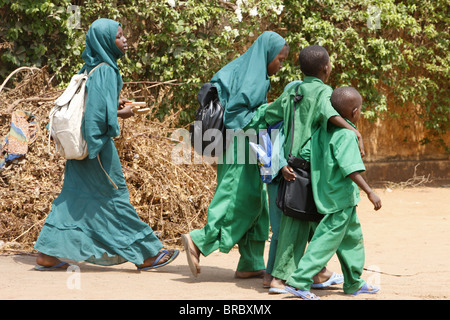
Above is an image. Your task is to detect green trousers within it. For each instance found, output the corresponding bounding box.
[190,107,270,272]
[286,206,366,294]
[271,214,318,280]
[266,180,283,274]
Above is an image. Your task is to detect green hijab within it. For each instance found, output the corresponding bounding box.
[80,18,124,92]
[80,18,124,159]
[211,31,286,130]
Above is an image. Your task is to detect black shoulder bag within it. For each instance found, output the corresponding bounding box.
[275,85,323,222]
[189,83,225,157]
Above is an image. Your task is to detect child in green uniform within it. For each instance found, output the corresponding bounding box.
[285,87,382,300]
[264,46,365,292]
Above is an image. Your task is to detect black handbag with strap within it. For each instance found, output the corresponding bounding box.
[276,85,324,222]
[189,83,226,157]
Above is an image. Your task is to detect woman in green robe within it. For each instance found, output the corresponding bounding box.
[182,31,289,278]
[34,18,178,270]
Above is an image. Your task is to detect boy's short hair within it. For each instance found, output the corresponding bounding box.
[331,86,361,114]
[298,45,330,77]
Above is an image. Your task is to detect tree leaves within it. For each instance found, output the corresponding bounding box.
[0,0,447,150]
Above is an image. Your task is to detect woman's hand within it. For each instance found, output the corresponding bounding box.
[118,98,132,109]
[118,98,134,119]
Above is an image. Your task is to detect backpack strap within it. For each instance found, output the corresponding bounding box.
[289,83,304,157]
[97,154,118,189]
[87,62,109,77]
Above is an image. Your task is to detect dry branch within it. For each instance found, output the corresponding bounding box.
[0,66,41,96]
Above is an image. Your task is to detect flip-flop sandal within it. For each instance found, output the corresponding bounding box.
[268,287,288,294]
[311,272,344,289]
[352,283,380,295]
[137,249,179,271]
[285,286,320,300]
[181,234,200,277]
[34,261,71,271]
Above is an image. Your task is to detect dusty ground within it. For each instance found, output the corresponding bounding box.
[0,187,449,302]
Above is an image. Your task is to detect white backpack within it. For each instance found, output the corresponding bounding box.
[48,63,107,160]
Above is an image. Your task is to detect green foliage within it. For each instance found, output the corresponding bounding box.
[0,0,448,150]
[0,0,74,76]
[279,0,449,144]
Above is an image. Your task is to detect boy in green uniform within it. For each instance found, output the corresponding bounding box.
[285,87,382,300]
[264,45,365,292]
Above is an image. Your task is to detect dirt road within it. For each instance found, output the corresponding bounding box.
[1,187,449,302]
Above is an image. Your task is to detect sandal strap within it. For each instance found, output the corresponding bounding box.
[150,250,170,268]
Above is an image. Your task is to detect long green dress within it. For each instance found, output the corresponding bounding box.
[34,19,162,266]
[189,31,286,272]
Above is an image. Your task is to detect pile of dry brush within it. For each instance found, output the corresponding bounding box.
[0,67,216,253]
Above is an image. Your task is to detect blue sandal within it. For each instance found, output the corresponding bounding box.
[268,287,288,294]
[285,285,320,300]
[137,249,179,271]
[34,261,71,271]
[352,283,380,295]
[311,272,344,289]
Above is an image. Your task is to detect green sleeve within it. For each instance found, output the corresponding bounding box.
[278,148,288,168]
[332,130,365,177]
[275,126,287,171]
[265,91,290,126]
[317,87,339,130]
[299,139,311,162]
[245,103,270,130]
[82,65,120,159]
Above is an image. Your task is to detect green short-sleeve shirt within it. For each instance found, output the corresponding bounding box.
[301,120,366,214]
[265,77,339,159]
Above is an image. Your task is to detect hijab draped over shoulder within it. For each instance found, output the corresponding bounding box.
[211,31,286,130]
[80,18,124,159]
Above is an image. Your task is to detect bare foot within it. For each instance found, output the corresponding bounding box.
[137,249,177,269]
[235,269,265,279]
[270,277,286,289]
[268,277,288,294]
[312,267,333,284]
[36,253,69,269]
[311,267,344,289]
[263,272,273,287]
